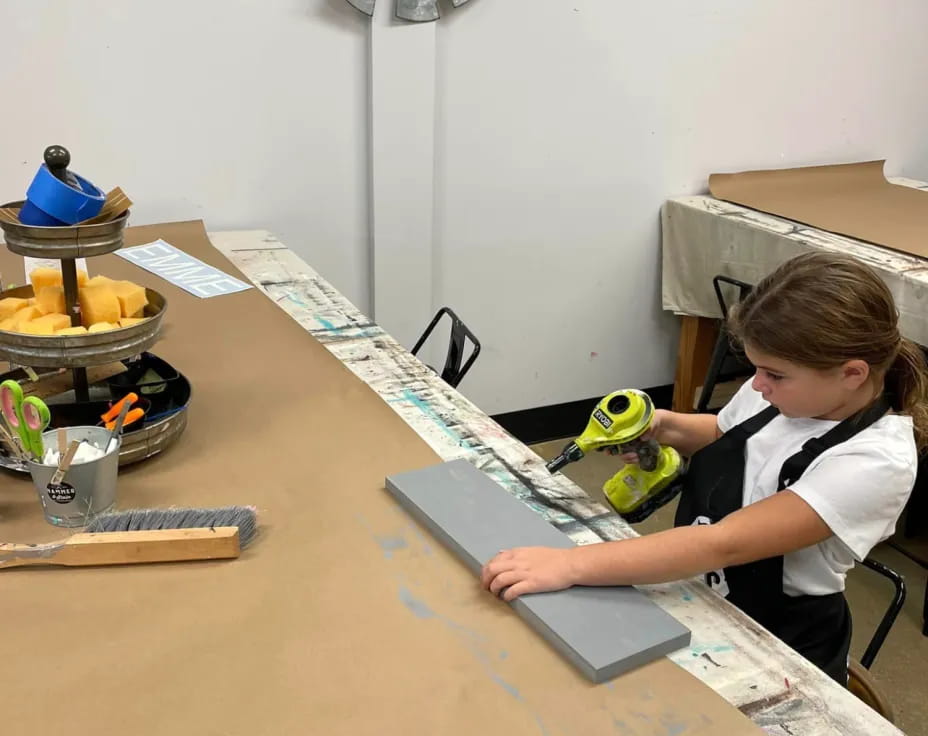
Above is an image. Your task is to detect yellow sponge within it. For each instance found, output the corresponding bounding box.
[85,275,114,288]
[79,286,120,327]
[29,267,88,292]
[29,267,62,292]
[0,317,14,331]
[111,281,148,319]
[11,306,42,329]
[0,297,30,320]
[118,317,148,328]
[35,286,66,315]
[21,314,71,335]
[88,322,117,333]
[57,325,88,336]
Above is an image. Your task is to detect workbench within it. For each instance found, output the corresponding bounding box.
[210,229,904,735]
[662,177,928,412]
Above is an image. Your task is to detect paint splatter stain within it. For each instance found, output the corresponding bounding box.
[394,583,549,729]
[315,314,336,330]
[398,587,434,619]
[681,592,693,602]
[394,389,460,443]
[660,719,687,736]
[689,644,733,657]
[375,535,408,559]
[491,673,523,700]
[612,718,632,735]
[403,522,434,556]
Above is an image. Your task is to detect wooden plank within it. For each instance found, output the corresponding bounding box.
[386,459,691,683]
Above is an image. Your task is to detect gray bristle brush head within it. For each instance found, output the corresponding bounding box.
[85,506,258,549]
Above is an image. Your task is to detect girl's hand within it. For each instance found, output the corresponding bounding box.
[481,547,577,601]
[617,408,668,464]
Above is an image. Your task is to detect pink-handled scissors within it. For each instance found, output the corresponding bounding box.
[0,380,50,460]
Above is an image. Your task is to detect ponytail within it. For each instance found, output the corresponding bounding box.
[886,338,928,452]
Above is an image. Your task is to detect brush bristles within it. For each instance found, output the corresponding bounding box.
[85,506,258,549]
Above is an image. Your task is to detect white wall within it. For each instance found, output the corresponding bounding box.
[0,0,370,311]
[4,1,928,417]
[429,0,928,414]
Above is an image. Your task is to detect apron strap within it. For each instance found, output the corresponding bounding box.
[778,394,893,489]
[725,405,780,443]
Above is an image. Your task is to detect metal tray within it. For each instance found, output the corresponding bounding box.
[0,201,129,259]
[119,405,188,465]
[0,407,189,473]
[0,354,190,472]
[0,285,166,368]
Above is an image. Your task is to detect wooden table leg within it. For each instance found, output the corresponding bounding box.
[672,316,719,413]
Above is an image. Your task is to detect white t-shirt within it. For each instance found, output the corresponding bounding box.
[716,381,917,596]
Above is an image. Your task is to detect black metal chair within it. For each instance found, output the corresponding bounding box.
[893,448,928,637]
[858,557,907,669]
[695,275,755,413]
[410,307,481,388]
[847,558,907,723]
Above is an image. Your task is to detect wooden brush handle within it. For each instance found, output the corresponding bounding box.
[0,527,241,569]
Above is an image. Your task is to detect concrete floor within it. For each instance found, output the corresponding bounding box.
[532,439,928,735]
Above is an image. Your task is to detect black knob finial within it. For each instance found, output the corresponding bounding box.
[44,145,71,182]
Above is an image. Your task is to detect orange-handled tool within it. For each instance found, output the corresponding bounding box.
[101,393,144,431]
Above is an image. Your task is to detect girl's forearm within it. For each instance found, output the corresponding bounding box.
[566,524,730,586]
[654,411,720,456]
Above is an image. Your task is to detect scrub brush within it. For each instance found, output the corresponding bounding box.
[0,506,257,569]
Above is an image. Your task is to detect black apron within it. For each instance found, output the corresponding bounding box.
[674,395,891,684]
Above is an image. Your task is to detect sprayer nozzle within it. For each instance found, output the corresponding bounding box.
[545,442,584,474]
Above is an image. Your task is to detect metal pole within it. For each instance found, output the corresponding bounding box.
[60,258,80,328]
[60,258,89,403]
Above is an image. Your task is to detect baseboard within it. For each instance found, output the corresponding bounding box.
[491,384,674,446]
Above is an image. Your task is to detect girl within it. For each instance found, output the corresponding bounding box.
[481,251,926,684]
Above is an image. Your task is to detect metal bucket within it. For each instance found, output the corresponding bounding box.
[26,426,120,527]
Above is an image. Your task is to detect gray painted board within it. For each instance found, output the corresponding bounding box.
[385,459,691,682]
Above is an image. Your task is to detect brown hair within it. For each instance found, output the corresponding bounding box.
[727,251,928,451]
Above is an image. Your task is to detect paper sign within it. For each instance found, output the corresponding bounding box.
[115,240,252,299]
[24,257,89,285]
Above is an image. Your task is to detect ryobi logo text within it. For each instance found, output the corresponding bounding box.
[593,408,613,429]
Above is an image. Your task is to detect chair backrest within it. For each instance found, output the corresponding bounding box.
[857,556,907,670]
[712,275,753,320]
[694,276,755,413]
[410,307,481,389]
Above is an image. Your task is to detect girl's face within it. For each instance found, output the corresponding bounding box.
[744,343,871,420]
